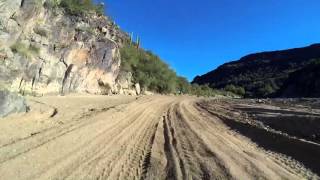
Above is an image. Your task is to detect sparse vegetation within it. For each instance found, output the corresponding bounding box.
[34,27,48,37]
[257,83,274,97]
[190,83,234,97]
[311,58,320,65]
[44,0,59,9]
[10,42,40,59]
[59,0,105,15]
[193,44,320,98]
[75,26,95,34]
[121,44,229,97]
[98,80,111,95]
[224,84,245,97]
[121,44,177,94]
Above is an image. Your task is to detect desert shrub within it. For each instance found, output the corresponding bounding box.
[98,80,111,95]
[59,0,104,15]
[190,84,222,97]
[121,44,229,97]
[75,26,95,34]
[44,0,59,9]
[176,77,191,94]
[34,27,48,37]
[225,84,246,97]
[311,59,320,65]
[257,83,274,97]
[10,42,40,59]
[120,44,178,94]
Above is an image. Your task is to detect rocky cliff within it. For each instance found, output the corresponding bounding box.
[193,44,320,98]
[0,0,130,96]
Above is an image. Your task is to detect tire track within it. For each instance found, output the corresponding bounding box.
[0,96,316,180]
[40,98,169,180]
[166,102,231,180]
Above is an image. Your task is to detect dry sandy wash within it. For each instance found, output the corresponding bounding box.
[0,95,319,180]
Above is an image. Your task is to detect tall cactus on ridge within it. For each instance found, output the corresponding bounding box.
[136,35,140,49]
[129,32,133,45]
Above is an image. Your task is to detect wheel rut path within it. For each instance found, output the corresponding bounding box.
[0,95,317,180]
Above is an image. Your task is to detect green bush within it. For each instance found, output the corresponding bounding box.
[257,83,274,97]
[44,0,60,9]
[121,44,179,94]
[59,0,104,15]
[121,44,230,97]
[190,84,223,97]
[225,84,246,97]
[176,77,191,94]
[311,59,320,65]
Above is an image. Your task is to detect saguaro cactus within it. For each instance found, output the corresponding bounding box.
[136,35,140,49]
[129,32,133,45]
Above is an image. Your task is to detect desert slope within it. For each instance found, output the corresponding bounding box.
[0,95,318,180]
[193,44,320,98]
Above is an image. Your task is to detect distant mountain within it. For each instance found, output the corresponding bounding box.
[192,44,320,98]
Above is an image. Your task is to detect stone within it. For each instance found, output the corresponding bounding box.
[0,89,27,118]
[135,83,141,95]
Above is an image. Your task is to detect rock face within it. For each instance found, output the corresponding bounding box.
[0,0,129,95]
[0,89,27,118]
[193,44,320,98]
[115,71,141,96]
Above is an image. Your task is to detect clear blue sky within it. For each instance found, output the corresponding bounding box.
[99,0,320,81]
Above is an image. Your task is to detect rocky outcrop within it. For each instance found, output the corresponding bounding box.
[0,0,129,96]
[0,89,27,117]
[115,71,141,96]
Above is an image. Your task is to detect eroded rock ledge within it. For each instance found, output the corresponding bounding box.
[0,0,136,96]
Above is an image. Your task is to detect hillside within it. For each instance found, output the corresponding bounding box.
[192,44,320,98]
[279,62,320,98]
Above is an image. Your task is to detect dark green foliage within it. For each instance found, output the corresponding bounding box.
[257,83,274,97]
[59,0,104,15]
[44,0,59,9]
[120,44,227,96]
[176,77,191,94]
[120,44,177,94]
[190,84,233,97]
[279,60,320,98]
[224,84,245,97]
[311,59,320,65]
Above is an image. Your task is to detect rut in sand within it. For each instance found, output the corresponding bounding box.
[0,95,317,180]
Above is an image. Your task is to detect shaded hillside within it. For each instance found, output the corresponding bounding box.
[279,62,320,98]
[193,44,320,98]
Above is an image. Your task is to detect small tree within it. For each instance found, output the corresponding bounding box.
[225,84,246,97]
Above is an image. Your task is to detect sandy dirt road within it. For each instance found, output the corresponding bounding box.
[0,95,317,180]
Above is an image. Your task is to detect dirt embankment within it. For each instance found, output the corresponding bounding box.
[0,95,318,179]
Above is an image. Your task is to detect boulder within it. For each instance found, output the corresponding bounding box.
[0,89,27,118]
[135,83,141,95]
